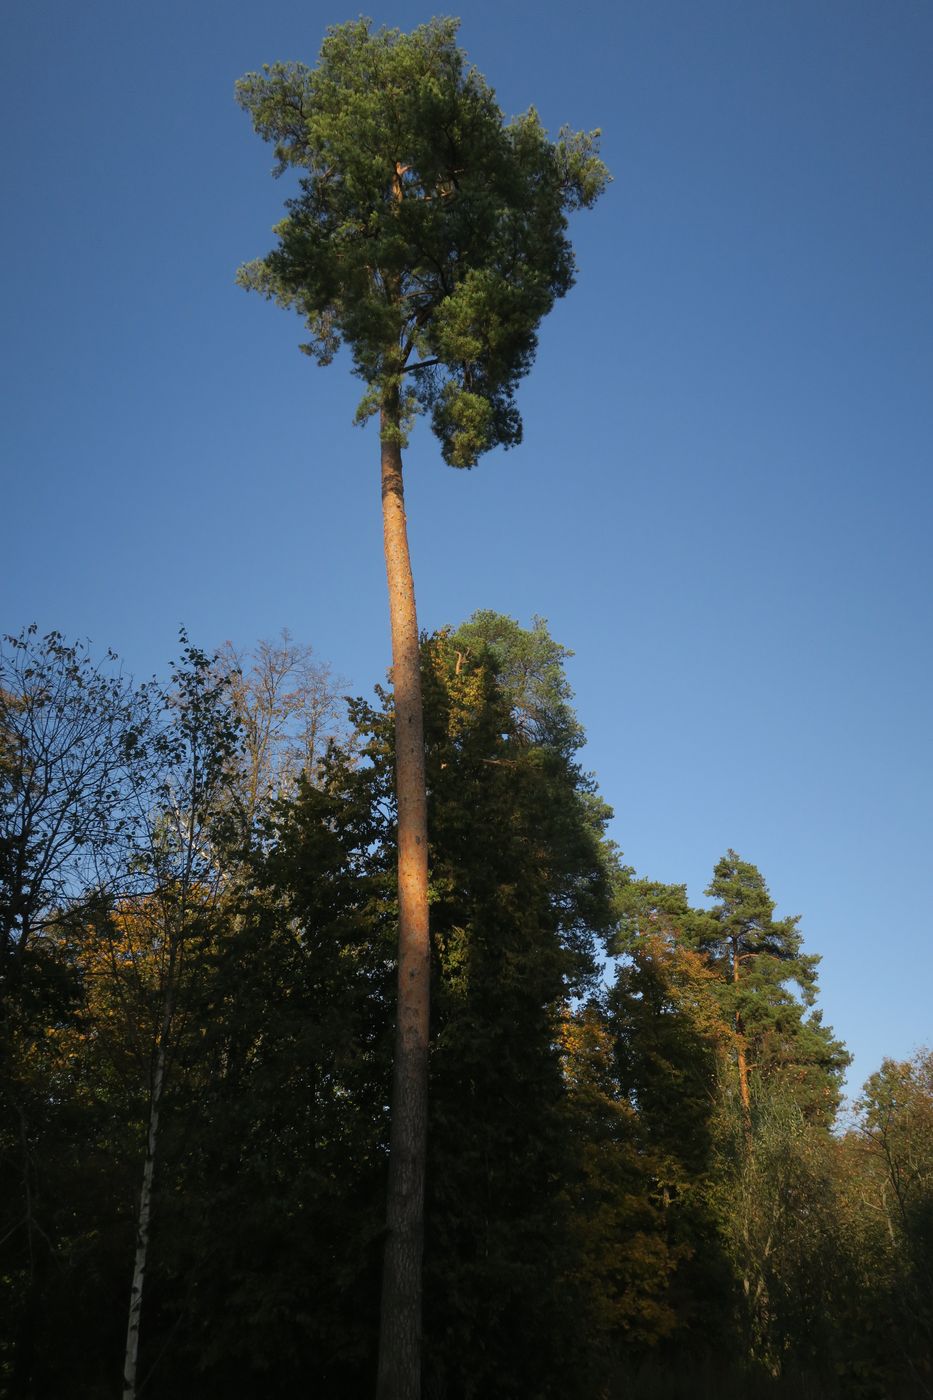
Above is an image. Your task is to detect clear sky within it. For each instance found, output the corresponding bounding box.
[3,0,931,1097]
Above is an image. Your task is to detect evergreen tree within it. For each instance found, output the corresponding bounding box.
[419,630,617,1398]
[450,609,584,749]
[235,27,607,1390]
[144,732,394,1398]
[606,863,850,1381]
[691,855,849,1375]
[326,623,618,1397]
[700,851,848,1123]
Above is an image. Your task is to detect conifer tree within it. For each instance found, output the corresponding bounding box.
[418,629,617,1398]
[235,23,607,1394]
[701,851,848,1123]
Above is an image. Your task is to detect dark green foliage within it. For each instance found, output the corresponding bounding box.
[236,18,608,466]
[5,621,932,1399]
[415,631,618,1398]
[701,851,850,1119]
[1,615,618,1398]
[294,623,620,1398]
[0,626,138,975]
[0,954,138,1399]
[0,629,142,1398]
[604,860,854,1379]
[144,741,394,1398]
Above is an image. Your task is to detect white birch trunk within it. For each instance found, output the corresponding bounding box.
[122,1035,166,1400]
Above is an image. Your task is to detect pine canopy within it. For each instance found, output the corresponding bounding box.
[235,18,608,466]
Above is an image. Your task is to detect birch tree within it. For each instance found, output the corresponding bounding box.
[117,642,239,1400]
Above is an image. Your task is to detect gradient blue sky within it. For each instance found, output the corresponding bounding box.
[3,0,931,1097]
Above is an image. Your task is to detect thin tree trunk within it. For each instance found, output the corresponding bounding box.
[732,939,751,1120]
[123,1033,167,1400]
[376,397,431,1400]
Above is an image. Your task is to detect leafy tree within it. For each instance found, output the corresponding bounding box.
[664,855,847,1379]
[0,631,237,1399]
[608,880,739,1367]
[317,623,617,1397]
[141,732,395,1398]
[0,628,139,1395]
[606,865,851,1381]
[235,20,608,1393]
[709,1079,844,1376]
[560,997,690,1386]
[613,879,732,1177]
[0,631,378,1399]
[131,618,619,1398]
[854,1050,933,1390]
[9,619,929,1398]
[0,626,137,984]
[450,609,583,749]
[103,641,240,1400]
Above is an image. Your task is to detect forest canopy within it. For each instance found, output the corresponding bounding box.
[1,619,929,1399]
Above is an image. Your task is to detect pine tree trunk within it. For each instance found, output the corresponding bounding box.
[376,398,431,1400]
[732,939,751,1120]
[122,1036,166,1400]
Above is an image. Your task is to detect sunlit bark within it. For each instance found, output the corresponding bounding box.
[376,398,431,1400]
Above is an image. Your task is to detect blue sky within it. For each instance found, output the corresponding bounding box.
[3,0,931,1097]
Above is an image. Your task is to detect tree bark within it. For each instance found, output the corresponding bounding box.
[733,939,751,1120]
[122,1034,166,1400]
[376,398,431,1400]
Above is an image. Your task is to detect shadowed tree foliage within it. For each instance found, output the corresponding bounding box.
[416,629,618,1400]
[16,623,933,1399]
[138,731,394,1399]
[849,1050,933,1392]
[603,863,851,1388]
[0,628,138,983]
[607,881,740,1370]
[138,622,620,1400]
[0,629,140,1396]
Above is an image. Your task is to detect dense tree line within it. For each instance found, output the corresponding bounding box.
[1,619,930,1399]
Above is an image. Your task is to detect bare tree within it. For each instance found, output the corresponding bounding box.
[216,631,347,827]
